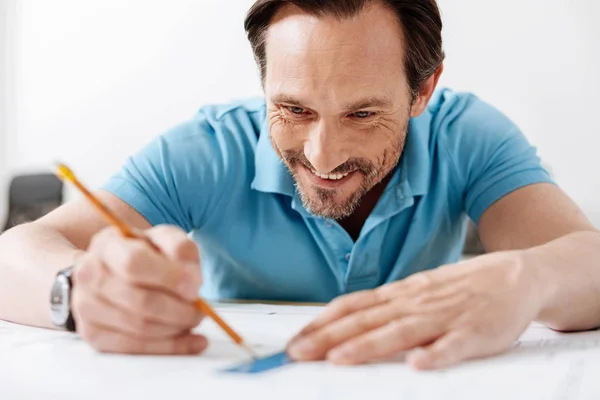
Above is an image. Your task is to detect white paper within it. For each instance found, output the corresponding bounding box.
[1,303,599,400]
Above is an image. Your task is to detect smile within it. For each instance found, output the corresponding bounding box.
[310,170,352,181]
[298,164,358,189]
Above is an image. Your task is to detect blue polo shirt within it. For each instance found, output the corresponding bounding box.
[103,88,554,302]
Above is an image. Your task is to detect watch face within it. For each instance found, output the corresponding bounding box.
[50,274,71,326]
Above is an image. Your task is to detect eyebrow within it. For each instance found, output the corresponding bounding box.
[343,97,393,111]
[270,94,305,107]
[270,94,393,111]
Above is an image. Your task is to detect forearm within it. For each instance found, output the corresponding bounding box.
[0,223,85,328]
[527,230,600,331]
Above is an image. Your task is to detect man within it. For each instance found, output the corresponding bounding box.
[1,0,599,371]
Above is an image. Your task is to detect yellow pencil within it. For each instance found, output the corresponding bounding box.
[56,162,257,359]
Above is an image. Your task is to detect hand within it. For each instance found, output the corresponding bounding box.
[287,251,547,369]
[72,225,206,355]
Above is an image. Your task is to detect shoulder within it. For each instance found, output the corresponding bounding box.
[161,97,266,149]
[147,97,266,176]
[425,88,524,160]
[129,96,267,197]
[427,88,519,143]
[421,89,551,223]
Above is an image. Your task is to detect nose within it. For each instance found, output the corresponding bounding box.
[304,120,348,174]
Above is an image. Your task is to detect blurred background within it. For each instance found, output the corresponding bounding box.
[0,0,598,230]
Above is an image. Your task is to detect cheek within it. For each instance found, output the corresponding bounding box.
[269,118,307,152]
[346,125,401,163]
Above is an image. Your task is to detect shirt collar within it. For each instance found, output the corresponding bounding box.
[250,119,296,197]
[402,113,432,197]
[250,109,431,200]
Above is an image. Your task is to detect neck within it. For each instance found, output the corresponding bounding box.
[338,172,394,242]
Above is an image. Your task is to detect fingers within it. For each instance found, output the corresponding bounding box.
[291,290,386,340]
[72,288,188,339]
[89,227,201,301]
[78,321,208,355]
[326,317,444,365]
[145,225,200,263]
[76,261,202,328]
[287,301,406,361]
[407,331,505,370]
[73,226,207,356]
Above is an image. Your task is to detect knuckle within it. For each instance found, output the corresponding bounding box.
[149,225,184,243]
[172,240,199,262]
[73,257,94,285]
[389,319,417,342]
[407,272,434,289]
[151,224,180,235]
[130,317,154,337]
[150,224,186,236]
[330,296,353,314]
[329,290,375,317]
[151,225,198,261]
[88,233,104,253]
[131,290,156,312]
[354,311,378,332]
[314,329,336,349]
[89,227,118,251]
[376,281,402,300]
[120,243,147,278]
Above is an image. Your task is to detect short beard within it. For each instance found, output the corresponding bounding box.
[293,156,380,219]
[270,123,408,220]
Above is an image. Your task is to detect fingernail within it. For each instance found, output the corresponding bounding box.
[190,337,207,353]
[288,338,315,358]
[328,345,353,363]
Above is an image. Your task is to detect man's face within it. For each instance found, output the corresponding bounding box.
[265,3,414,220]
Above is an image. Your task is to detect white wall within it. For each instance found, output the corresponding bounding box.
[0,0,11,225]
[4,0,600,226]
[437,0,600,225]
[5,0,260,201]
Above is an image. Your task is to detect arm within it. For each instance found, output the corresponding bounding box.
[0,190,151,328]
[286,93,599,370]
[478,182,600,331]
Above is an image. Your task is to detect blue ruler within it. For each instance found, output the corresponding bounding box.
[222,351,294,374]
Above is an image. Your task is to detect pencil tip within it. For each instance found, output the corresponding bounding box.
[241,342,259,359]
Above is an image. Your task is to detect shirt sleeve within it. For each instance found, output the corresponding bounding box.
[101,110,233,232]
[439,92,555,225]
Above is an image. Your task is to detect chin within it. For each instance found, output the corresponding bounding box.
[297,184,360,219]
[291,164,367,219]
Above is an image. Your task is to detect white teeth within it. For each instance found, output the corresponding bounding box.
[312,170,351,180]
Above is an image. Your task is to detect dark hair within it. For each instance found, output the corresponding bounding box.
[244,0,444,99]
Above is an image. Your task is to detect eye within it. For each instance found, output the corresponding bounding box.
[287,106,306,115]
[351,111,375,119]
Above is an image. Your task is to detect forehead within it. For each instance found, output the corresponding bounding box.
[264,3,408,105]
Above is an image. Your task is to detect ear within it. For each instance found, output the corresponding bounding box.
[410,63,444,117]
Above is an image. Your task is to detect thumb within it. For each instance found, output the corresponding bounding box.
[143,225,201,263]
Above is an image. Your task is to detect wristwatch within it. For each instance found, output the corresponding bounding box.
[50,266,77,332]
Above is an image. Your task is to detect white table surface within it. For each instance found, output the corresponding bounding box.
[1,302,600,400]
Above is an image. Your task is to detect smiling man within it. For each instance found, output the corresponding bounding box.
[1,0,599,370]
